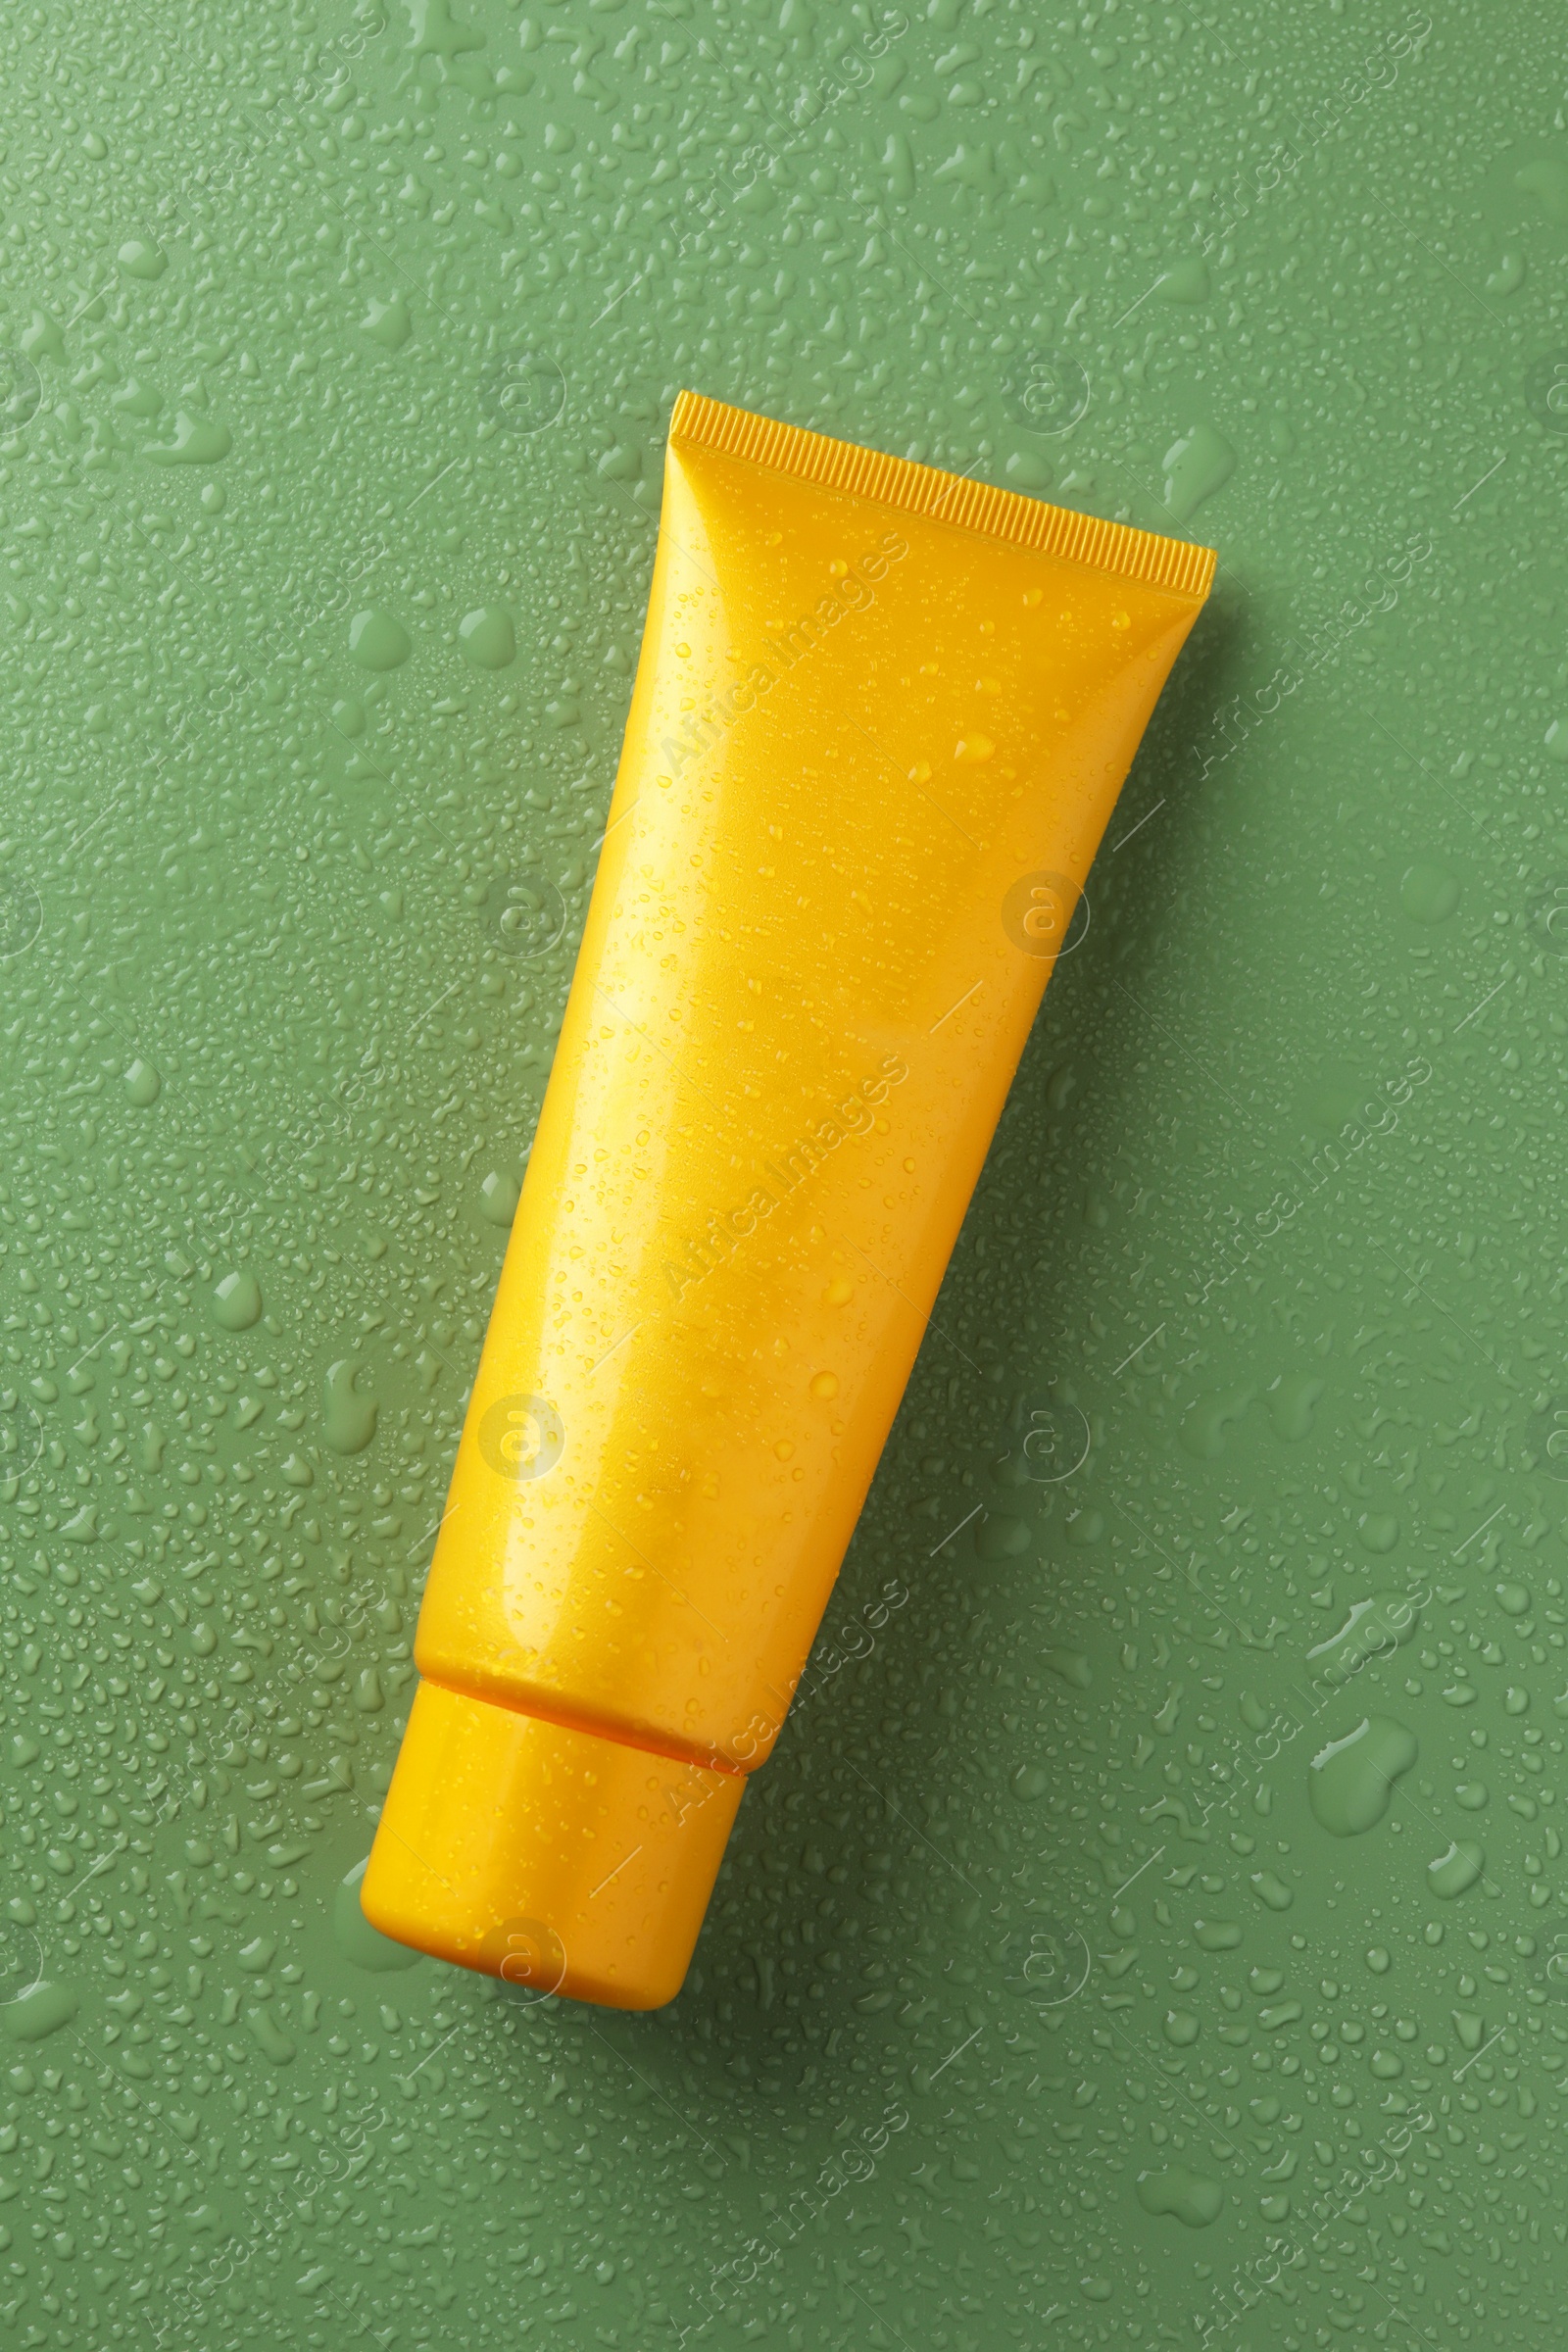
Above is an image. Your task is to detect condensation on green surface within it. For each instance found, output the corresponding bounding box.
[0,1,1566,2346]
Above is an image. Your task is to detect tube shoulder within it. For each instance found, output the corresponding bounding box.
[670,388,1216,603]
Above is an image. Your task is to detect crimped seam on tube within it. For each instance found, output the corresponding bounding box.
[669,388,1216,603]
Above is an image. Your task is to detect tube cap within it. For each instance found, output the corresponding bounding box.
[361,1680,746,2010]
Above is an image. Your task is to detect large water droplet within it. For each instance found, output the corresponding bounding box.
[479,1169,520,1226]
[349,610,412,670]
[144,413,232,465]
[1400,860,1460,923]
[323,1359,377,1453]
[0,1916,43,2006]
[1308,1715,1418,1836]
[212,1269,263,1331]
[118,238,166,278]
[1156,256,1210,304]
[1266,1369,1323,1441]
[1306,1592,1421,1680]
[1428,1839,1486,1898]
[974,1511,1031,1559]
[3,1979,79,2042]
[459,606,516,668]
[1136,2166,1223,2226]
[362,293,413,350]
[1161,421,1236,521]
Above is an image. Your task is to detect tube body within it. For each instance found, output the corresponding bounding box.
[364,393,1214,2006]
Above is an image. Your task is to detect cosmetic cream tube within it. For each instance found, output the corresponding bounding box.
[363,392,1215,2007]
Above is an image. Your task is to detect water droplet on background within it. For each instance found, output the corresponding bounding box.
[323,1358,378,1453]
[212,1268,263,1330]
[1429,1839,1487,1898]
[1400,859,1461,923]
[1136,2166,1223,2226]
[478,1167,520,1225]
[1160,421,1236,520]
[144,412,232,464]
[1308,1716,1419,1836]
[117,237,166,278]
[362,292,413,349]
[3,1980,80,2043]
[349,610,412,670]
[459,605,516,668]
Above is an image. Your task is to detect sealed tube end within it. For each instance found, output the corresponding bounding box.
[361,1680,745,2010]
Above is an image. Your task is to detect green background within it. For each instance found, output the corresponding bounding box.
[1,0,1566,2345]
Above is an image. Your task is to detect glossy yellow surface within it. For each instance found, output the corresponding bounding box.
[367,1680,744,2009]
[364,394,1213,2005]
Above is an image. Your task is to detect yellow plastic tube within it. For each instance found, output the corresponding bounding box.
[363,392,1215,2007]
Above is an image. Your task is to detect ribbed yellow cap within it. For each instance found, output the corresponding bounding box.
[360,1680,746,2010]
